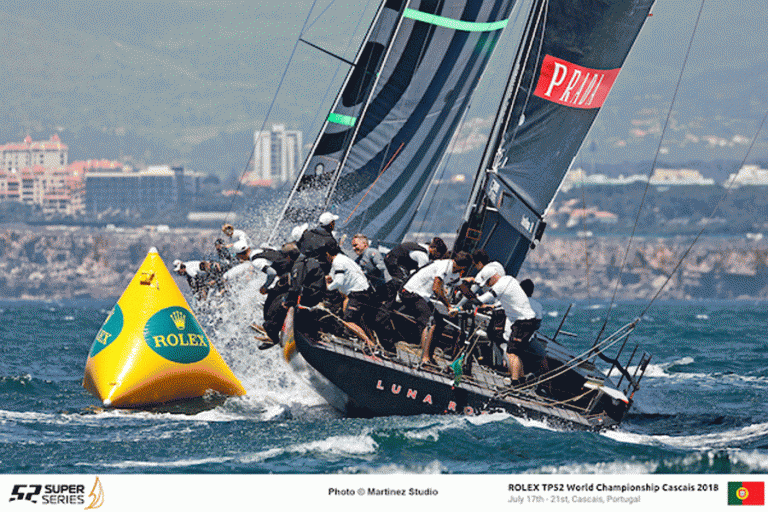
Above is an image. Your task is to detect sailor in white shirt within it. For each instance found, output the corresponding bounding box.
[400,251,472,366]
[173,259,206,297]
[477,273,540,385]
[403,258,464,301]
[456,249,505,309]
[323,242,376,349]
[326,251,370,296]
[222,223,252,252]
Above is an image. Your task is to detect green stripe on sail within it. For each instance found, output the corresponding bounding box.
[403,8,509,32]
[328,113,357,127]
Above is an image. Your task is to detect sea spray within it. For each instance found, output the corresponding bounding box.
[192,270,330,413]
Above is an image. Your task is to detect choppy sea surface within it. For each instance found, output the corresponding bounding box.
[2,291,768,475]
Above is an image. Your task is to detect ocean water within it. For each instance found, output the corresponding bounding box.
[2,293,768,475]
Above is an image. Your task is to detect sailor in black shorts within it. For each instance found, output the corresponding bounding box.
[476,273,539,386]
[323,241,377,349]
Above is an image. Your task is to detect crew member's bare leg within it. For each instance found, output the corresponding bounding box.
[420,325,435,364]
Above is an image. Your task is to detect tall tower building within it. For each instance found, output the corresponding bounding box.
[246,125,303,187]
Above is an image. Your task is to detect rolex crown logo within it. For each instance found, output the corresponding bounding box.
[170,310,186,330]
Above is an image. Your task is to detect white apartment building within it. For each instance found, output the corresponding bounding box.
[727,165,768,186]
[244,125,303,186]
[0,134,80,215]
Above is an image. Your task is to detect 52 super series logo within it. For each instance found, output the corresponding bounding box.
[9,477,104,508]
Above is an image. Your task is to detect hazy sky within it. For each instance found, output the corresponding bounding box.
[1,0,766,167]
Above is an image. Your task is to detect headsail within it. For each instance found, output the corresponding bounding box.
[456,0,655,275]
[270,0,519,246]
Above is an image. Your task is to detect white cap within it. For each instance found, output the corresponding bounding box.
[290,222,309,241]
[173,259,183,272]
[475,273,492,287]
[477,272,503,287]
[233,239,250,255]
[319,212,339,226]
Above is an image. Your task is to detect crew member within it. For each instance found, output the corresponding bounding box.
[222,223,251,251]
[298,212,339,259]
[214,238,237,269]
[384,237,447,287]
[476,273,539,386]
[173,259,205,298]
[399,251,472,367]
[457,249,505,309]
[198,260,228,298]
[324,241,376,350]
[351,234,391,292]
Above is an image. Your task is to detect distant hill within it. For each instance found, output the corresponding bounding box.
[0,0,766,176]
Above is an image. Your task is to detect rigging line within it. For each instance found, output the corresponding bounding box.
[306,0,338,32]
[575,152,594,307]
[596,0,707,338]
[299,38,357,67]
[303,0,378,150]
[531,322,637,389]
[342,141,404,224]
[412,103,472,235]
[638,108,768,320]
[503,0,548,152]
[225,0,323,222]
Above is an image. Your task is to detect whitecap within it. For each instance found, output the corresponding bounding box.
[532,460,659,474]
[465,411,512,426]
[340,460,447,474]
[730,450,768,472]
[636,357,695,379]
[404,426,443,442]
[85,456,234,469]
[696,314,709,320]
[510,415,560,432]
[242,434,379,463]
[293,435,378,456]
[604,422,768,450]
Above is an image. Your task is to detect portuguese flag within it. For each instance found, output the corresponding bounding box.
[729,482,764,505]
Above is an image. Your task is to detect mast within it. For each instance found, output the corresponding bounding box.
[462,0,544,222]
[455,0,656,276]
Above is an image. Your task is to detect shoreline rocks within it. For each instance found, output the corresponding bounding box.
[1,226,766,302]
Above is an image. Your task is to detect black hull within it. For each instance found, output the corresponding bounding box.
[292,310,630,431]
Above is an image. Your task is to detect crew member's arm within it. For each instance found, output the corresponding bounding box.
[411,251,430,268]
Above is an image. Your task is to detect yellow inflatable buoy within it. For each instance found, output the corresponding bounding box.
[82,247,246,407]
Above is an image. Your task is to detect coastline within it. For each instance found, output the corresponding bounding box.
[1,225,766,302]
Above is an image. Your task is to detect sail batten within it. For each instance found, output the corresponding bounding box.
[402,8,510,32]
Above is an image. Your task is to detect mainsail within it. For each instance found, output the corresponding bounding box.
[270,0,519,246]
[456,0,655,275]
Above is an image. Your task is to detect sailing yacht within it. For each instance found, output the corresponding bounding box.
[270,0,655,430]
